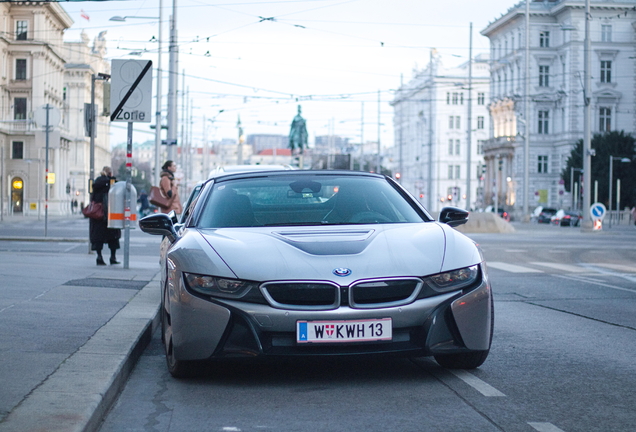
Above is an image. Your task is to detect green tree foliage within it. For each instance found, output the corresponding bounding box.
[561,131,636,209]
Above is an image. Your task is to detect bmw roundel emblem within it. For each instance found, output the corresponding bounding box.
[333,268,352,277]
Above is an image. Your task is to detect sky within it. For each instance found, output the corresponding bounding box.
[59,0,517,148]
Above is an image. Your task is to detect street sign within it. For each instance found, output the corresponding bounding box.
[33,104,61,128]
[590,202,606,221]
[110,59,153,123]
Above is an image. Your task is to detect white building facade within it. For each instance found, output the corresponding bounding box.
[391,53,491,213]
[1,2,110,216]
[481,0,636,216]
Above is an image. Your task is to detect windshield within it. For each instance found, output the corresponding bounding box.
[196,175,425,228]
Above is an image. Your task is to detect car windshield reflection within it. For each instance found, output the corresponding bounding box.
[197,175,425,228]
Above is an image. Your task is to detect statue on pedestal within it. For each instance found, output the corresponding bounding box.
[289,105,308,154]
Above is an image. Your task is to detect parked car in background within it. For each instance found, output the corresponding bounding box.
[140,170,494,377]
[559,211,582,227]
[537,207,558,224]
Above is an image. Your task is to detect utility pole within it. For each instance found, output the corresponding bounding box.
[376,90,381,173]
[582,0,593,230]
[167,0,178,161]
[154,0,163,187]
[523,0,531,221]
[428,49,434,209]
[466,22,473,211]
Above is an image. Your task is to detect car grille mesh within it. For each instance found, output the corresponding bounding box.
[263,283,338,307]
[351,279,419,306]
[261,279,421,310]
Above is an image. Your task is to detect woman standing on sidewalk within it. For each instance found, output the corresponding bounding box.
[158,160,182,214]
[89,166,121,265]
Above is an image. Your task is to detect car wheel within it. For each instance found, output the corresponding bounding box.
[434,295,494,369]
[162,287,197,378]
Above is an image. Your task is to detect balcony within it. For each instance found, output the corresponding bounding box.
[0,120,34,134]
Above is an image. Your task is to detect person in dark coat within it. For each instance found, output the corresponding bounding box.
[89,166,121,265]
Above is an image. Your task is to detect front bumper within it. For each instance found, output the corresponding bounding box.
[169,276,492,361]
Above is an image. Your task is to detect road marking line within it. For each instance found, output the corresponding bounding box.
[593,263,636,273]
[529,262,586,273]
[487,262,543,273]
[449,370,506,397]
[528,422,566,432]
[556,274,636,293]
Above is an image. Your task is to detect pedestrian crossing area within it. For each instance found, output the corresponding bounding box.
[487,261,636,275]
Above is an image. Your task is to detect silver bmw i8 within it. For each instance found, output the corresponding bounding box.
[140,170,493,377]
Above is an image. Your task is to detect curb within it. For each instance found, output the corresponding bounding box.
[0,273,161,432]
[0,237,87,243]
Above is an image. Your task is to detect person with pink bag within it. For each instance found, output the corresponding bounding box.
[89,166,121,265]
[158,160,182,214]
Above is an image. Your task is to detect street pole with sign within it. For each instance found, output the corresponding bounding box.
[110,59,153,269]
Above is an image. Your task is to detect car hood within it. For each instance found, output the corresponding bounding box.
[191,223,481,284]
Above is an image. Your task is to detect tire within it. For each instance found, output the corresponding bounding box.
[434,294,494,370]
[162,287,198,378]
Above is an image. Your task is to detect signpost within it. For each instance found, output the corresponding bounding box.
[590,202,606,231]
[34,104,61,237]
[110,59,153,269]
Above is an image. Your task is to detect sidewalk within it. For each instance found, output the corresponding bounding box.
[0,215,161,432]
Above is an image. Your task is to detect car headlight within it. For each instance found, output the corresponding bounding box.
[184,273,260,300]
[424,265,479,293]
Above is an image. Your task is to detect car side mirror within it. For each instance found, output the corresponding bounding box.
[439,206,469,227]
[139,213,177,242]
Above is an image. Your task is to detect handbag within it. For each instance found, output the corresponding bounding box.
[82,201,104,220]
[149,186,172,208]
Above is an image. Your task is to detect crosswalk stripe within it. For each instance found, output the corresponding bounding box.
[529,262,586,273]
[593,263,636,273]
[487,262,543,273]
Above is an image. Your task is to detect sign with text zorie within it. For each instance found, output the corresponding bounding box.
[110,59,153,123]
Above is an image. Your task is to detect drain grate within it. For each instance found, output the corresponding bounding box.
[63,278,149,290]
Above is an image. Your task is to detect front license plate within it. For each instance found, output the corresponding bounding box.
[297,318,392,343]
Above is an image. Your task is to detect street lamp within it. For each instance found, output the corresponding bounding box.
[110,12,163,186]
[608,155,630,227]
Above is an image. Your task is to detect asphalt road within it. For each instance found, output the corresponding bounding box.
[98,222,636,432]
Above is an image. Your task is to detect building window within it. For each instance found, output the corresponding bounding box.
[477,92,485,105]
[452,93,459,105]
[449,116,454,129]
[455,116,461,129]
[599,107,611,132]
[539,31,550,48]
[477,140,485,155]
[14,98,27,120]
[16,59,27,80]
[16,20,28,40]
[448,139,454,155]
[600,61,612,83]
[455,166,461,180]
[455,140,461,156]
[539,66,550,87]
[448,165,454,179]
[477,116,484,129]
[601,25,612,42]
[538,155,548,173]
[12,141,24,159]
[538,110,549,134]
[446,93,450,104]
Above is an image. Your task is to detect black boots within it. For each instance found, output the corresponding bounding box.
[110,257,120,265]
[96,256,107,266]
